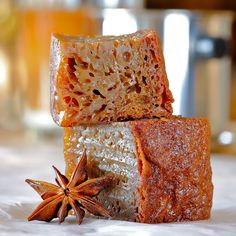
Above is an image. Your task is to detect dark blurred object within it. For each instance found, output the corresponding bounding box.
[195,36,229,59]
[146,0,236,10]
[230,19,236,121]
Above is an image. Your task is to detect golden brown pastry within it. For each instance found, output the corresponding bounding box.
[64,117,213,223]
[50,30,173,126]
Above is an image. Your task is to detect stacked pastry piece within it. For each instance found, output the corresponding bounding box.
[50,30,213,223]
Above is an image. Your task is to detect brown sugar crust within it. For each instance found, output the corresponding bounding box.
[131,117,213,223]
[50,30,173,126]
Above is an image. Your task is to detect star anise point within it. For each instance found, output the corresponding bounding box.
[26,150,112,224]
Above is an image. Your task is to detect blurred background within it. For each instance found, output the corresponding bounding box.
[0,0,235,153]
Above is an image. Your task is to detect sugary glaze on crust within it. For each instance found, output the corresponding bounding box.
[50,30,173,126]
[131,118,213,223]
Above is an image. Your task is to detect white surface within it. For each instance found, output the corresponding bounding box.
[0,142,236,236]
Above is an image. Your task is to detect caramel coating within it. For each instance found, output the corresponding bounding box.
[131,118,213,223]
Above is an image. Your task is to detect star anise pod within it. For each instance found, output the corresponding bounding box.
[25,151,112,224]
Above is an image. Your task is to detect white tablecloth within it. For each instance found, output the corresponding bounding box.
[0,141,236,236]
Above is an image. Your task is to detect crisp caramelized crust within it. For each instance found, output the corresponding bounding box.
[131,117,213,223]
[50,30,173,126]
[64,117,213,223]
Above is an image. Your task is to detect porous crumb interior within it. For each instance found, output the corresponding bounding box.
[64,123,139,220]
[51,30,173,126]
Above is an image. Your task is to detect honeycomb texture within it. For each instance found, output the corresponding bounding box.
[64,117,213,223]
[64,123,139,221]
[50,30,173,126]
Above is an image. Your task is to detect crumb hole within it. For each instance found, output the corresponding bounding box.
[109,67,114,73]
[125,98,131,105]
[126,85,136,93]
[123,51,131,62]
[95,104,107,113]
[117,206,121,213]
[108,84,117,91]
[74,91,83,95]
[64,96,71,104]
[92,89,106,98]
[142,76,147,85]
[135,83,141,93]
[68,57,75,67]
[89,72,94,77]
[69,84,74,90]
[125,71,132,78]
[120,75,127,83]
[89,64,95,71]
[150,49,156,59]
[83,102,91,107]
[72,98,79,106]
[67,58,76,74]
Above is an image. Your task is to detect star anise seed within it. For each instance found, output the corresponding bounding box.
[26,150,113,224]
